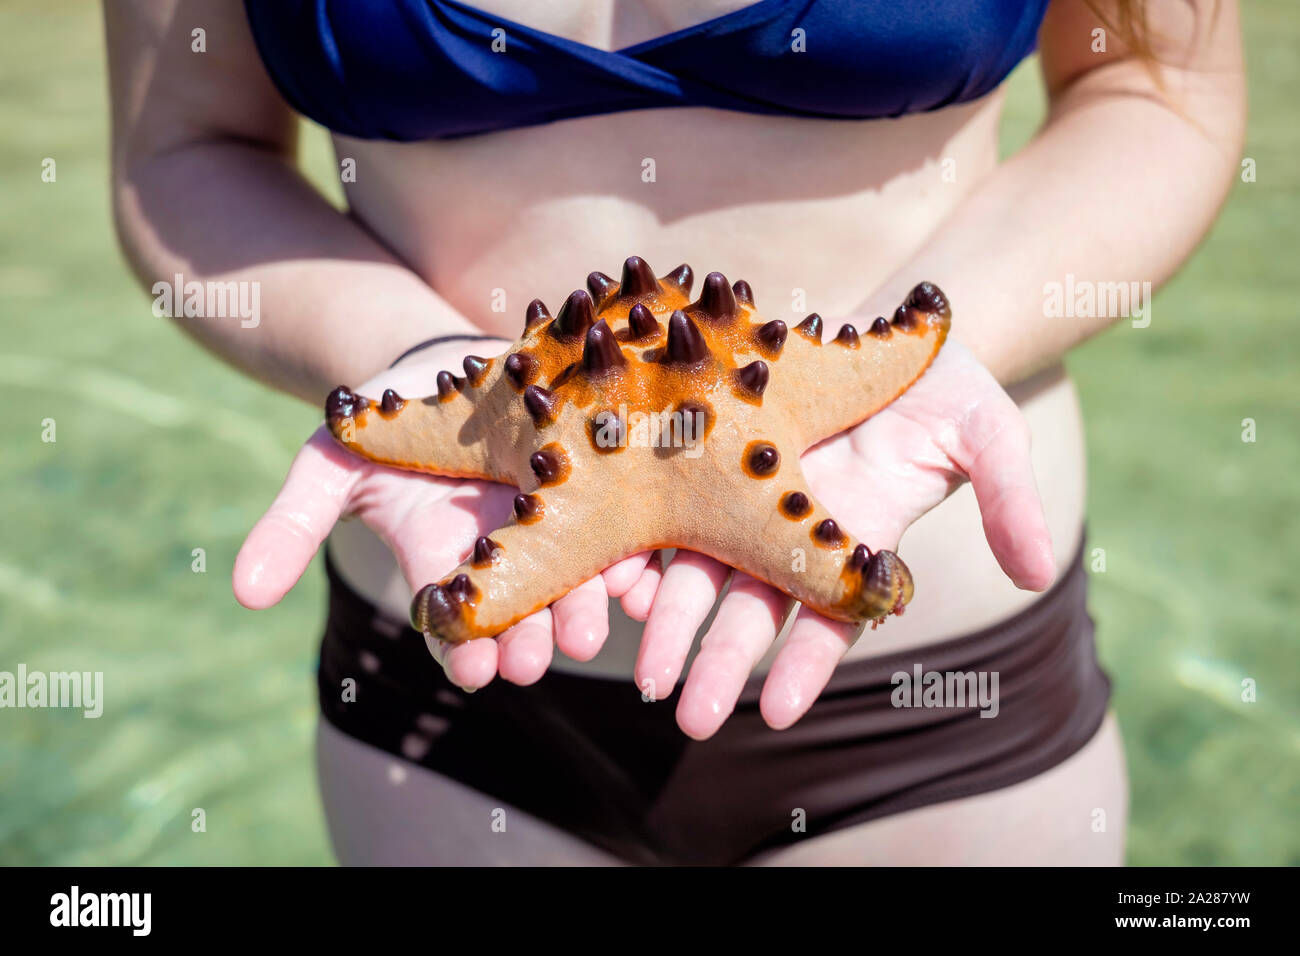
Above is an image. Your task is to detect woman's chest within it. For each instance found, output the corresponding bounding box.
[465,0,759,50]
[247,0,1047,140]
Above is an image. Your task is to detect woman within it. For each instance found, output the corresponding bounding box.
[105,0,1244,865]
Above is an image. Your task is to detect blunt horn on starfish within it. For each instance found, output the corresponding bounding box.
[693,271,739,321]
[552,290,596,340]
[586,271,618,304]
[627,303,660,340]
[524,298,551,331]
[619,255,658,299]
[583,319,627,376]
[663,263,694,294]
[324,258,950,643]
[663,310,710,365]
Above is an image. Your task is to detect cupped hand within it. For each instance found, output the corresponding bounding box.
[232,342,655,691]
[623,338,1057,739]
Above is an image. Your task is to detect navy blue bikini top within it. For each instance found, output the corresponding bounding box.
[243,0,1049,140]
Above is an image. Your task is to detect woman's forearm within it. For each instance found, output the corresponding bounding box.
[857,8,1246,385]
[112,139,479,403]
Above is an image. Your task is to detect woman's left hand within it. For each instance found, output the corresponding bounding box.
[622,338,1057,738]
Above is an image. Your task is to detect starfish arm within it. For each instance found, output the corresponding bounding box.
[409,485,637,644]
[680,454,913,625]
[322,357,524,483]
[765,284,952,450]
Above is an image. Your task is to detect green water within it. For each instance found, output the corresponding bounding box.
[1,1,1296,865]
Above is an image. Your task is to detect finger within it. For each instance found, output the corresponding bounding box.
[432,633,500,692]
[550,575,612,663]
[601,550,654,598]
[388,482,511,689]
[620,551,664,621]
[635,551,731,701]
[759,607,859,730]
[495,607,556,686]
[233,428,362,610]
[676,574,791,740]
[960,411,1056,591]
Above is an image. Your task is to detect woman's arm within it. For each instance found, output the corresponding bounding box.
[857,0,1246,384]
[104,0,481,403]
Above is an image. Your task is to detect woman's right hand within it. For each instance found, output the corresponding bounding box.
[233,340,655,690]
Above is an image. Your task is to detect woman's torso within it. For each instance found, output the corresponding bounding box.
[322,0,1086,676]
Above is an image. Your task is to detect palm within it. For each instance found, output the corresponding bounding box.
[233,349,654,690]
[630,340,1055,738]
[807,340,1043,556]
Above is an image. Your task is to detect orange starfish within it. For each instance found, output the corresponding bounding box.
[324,257,950,644]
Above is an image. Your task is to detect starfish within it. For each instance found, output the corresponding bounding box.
[324,257,951,644]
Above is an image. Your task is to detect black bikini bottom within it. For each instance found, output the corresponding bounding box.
[317,535,1110,865]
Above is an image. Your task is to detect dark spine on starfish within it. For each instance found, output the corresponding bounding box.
[525,298,551,331]
[472,535,501,567]
[892,304,917,330]
[325,386,368,424]
[796,314,824,341]
[379,388,405,416]
[662,262,694,296]
[906,281,951,319]
[523,385,560,426]
[813,518,847,548]
[587,271,618,306]
[551,290,596,341]
[780,491,812,519]
[834,324,860,348]
[732,279,754,307]
[583,319,626,377]
[848,543,873,572]
[694,271,738,321]
[755,319,788,355]
[627,303,660,340]
[462,355,490,386]
[446,574,475,600]
[868,316,892,338]
[513,492,543,524]
[735,360,769,400]
[529,443,570,485]
[436,370,464,401]
[662,310,710,366]
[744,440,780,478]
[619,256,659,299]
[505,352,538,388]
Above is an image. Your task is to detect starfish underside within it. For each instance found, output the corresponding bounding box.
[325,257,951,644]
